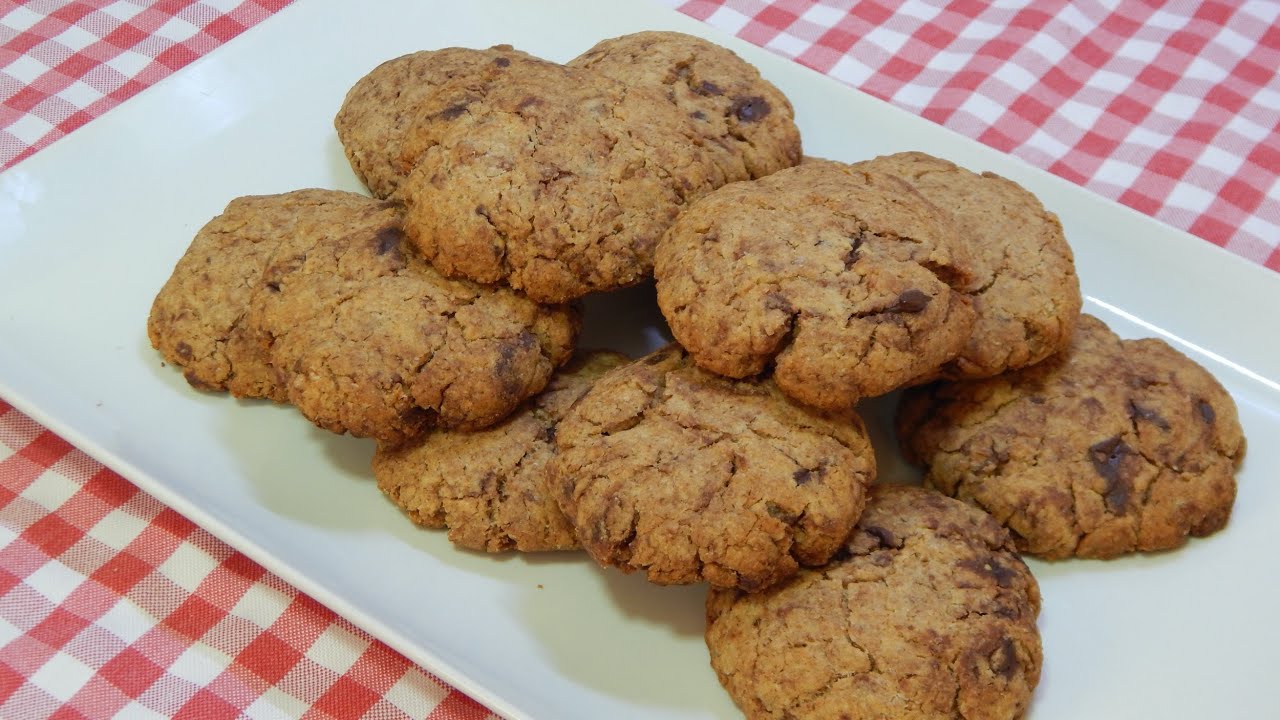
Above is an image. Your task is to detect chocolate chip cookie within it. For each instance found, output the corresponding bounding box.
[705,484,1042,720]
[373,351,628,552]
[390,51,728,303]
[151,189,580,446]
[570,30,801,182]
[147,189,366,402]
[550,345,876,592]
[853,151,1081,379]
[334,46,542,199]
[655,160,977,411]
[898,314,1245,559]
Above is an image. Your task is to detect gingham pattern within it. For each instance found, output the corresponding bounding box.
[664,0,1280,272]
[0,0,292,169]
[2,1,1278,719]
[0,400,497,720]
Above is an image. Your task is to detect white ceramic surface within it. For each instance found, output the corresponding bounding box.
[2,1,1278,718]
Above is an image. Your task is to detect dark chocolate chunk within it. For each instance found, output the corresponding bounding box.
[863,525,899,549]
[1196,399,1216,424]
[1128,400,1170,429]
[175,341,193,360]
[731,95,771,122]
[696,80,723,96]
[764,291,794,314]
[494,57,511,67]
[765,501,797,523]
[887,289,931,313]
[843,233,864,270]
[1089,436,1136,514]
[959,554,1019,588]
[991,636,1020,679]
[374,227,403,255]
[437,102,470,120]
[537,424,556,444]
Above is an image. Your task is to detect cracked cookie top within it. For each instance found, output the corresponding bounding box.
[147,192,344,402]
[389,51,727,303]
[569,30,801,183]
[655,160,977,411]
[373,351,629,553]
[705,484,1042,720]
[852,151,1081,379]
[549,344,876,592]
[334,46,543,199]
[151,189,580,446]
[897,314,1245,559]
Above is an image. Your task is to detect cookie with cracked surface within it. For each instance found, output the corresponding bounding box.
[853,151,1081,379]
[396,53,727,303]
[569,30,801,182]
[192,185,578,443]
[147,190,373,402]
[335,46,544,199]
[550,344,876,592]
[898,314,1245,559]
[373,351,629,552]
[655,161,977,411]
[705,484,1042,720]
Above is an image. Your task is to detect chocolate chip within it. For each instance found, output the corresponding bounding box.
[793,468,815,485]
[1196,399,1216,424]
[765,501,797,523]
[494,57,510,67]
[495,333,536,399]
[863,525,899,549]
[765,291,794,314]
[437,102,470,120]
[538,424,556,443]
[959,554,1019,588]
[843,233,864,270]
[1127,400,1170,430]
[696,80,723,96]
[689,110,706,121]
[374,226,403,255]
[1089,436,1135,514]
[175,341,193,360]
[183,370,216,391]
[731,95,771,122]
[887,289,931,313]
[991,637,1020,679]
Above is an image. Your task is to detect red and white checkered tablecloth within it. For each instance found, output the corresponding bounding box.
[1,1,1277,718]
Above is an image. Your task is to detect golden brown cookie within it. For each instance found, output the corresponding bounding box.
[550,345,876,592]
[334,46,542,199]
[246,191,579,444]
[569,30,801,182]
[150,189,579,446]
[898,314,1245,559]
[655,161,977,411]
[147,190,361,402]
[392,51,727,303]
[853,151,1082,379]
[373,351,629,552]
[705,484,1043,720]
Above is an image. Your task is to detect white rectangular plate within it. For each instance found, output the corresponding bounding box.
[2,1,1278,717]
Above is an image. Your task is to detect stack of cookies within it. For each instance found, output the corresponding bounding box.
[147,30,1246,720]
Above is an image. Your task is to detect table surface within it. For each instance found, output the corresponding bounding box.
[2,1,1277,718]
